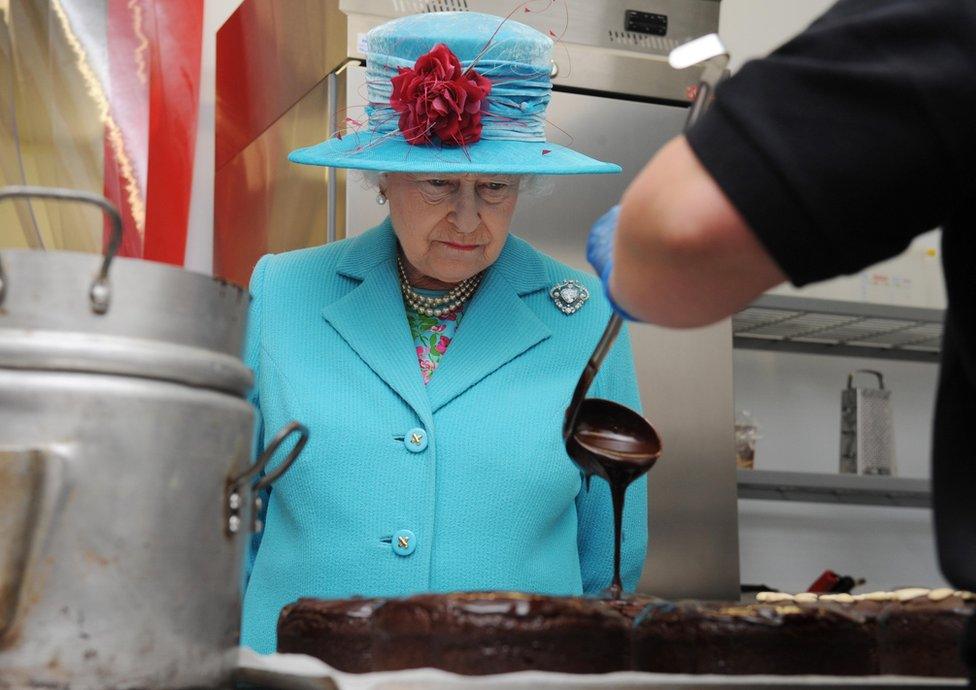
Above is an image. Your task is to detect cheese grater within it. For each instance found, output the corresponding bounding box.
[840,370,896,476]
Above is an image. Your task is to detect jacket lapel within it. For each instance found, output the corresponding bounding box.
[425,234,552,413]
[321,220,431,423]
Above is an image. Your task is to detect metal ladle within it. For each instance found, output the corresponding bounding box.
[563,34,730,597]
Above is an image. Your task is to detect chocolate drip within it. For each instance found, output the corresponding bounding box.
[573,422,659,598]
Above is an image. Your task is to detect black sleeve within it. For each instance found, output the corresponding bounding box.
[685,0,976,286]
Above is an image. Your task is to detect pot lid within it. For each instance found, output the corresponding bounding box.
[0,249,252,395]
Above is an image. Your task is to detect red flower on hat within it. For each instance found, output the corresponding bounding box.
[390,43,492,147]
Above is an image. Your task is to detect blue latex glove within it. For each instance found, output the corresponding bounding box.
[586,205,638,321]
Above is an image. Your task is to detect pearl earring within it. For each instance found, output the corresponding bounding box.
[376,191,387,205]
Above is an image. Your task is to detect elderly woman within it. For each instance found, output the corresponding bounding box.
[241,11,646,654]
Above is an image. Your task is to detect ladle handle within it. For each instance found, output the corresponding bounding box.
[564,314,622,437]
[685,81,715,129]
[0,186,124,313]
[566,47,729,435]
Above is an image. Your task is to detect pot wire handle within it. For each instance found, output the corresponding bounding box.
[0,186,124,314]
[225,421,309,535]
[252,422,310,492]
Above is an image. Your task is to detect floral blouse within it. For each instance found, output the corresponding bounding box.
[403,288,464,385]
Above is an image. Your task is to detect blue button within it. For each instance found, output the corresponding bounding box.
[404,428,428,453]
[392,529,416,556]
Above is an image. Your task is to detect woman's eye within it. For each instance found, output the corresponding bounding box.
[417,179,457,199]
[478,182,511,200]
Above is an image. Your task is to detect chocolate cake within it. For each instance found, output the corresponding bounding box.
[371,592,629,675]
[276,597,384,673]
[276,588,974,677]
[602,593,665,622]
[632,600,878,675]
[277,592,629,675]
[763,588,974,677]
[877,588,973,677]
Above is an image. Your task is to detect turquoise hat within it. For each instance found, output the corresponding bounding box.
[288,12,621,176]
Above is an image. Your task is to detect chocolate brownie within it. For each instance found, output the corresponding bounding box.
[601,593,665,622]
[370,592,630,675]
[276,588,974,677]
[877,588,973,677]
[632,600,878,675]
[276,597,384,673]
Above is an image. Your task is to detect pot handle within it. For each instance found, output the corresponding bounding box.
[0,448,66,641]
[224,421,309,537]
[0,186,124,314]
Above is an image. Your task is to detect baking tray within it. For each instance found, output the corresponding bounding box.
[235,649,967,690]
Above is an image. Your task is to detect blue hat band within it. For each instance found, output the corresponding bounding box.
[288,12,621,175]
[365,53,552,143]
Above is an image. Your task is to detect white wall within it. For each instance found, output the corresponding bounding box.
[720,0,948,592]
[183,0,243,275]
[738,498,944,593]
[720,0,837,71]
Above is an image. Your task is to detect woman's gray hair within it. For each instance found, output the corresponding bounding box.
[356,171,553,197]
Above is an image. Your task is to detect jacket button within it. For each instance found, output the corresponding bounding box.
[404,427,428,452]
[392,529,416,556]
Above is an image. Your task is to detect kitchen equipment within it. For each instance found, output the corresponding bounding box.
[0,186,253,394]
[562,33,729,597]
[0,187,308,690]
[840,369,897,476]
[562,309,662,598]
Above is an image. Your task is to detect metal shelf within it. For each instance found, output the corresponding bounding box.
[733,294,944,363]
[737,469,931,508]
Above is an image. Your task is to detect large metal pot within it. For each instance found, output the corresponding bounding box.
[0,189,252,395]
[0,188,305,690]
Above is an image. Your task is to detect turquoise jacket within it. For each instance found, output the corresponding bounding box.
[240,218,647,653]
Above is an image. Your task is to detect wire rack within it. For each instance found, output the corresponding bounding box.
[733,295,944,362]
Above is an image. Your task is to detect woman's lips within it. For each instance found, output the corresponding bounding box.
[440,241,480,251]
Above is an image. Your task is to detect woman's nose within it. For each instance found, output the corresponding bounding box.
[451,188,481,234]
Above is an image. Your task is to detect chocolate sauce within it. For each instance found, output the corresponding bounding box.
[575,427,658,599]
[565,399,661,600]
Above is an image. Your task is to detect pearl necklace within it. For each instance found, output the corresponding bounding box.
[396,255,483,317]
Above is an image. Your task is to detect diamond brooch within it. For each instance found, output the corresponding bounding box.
[550,279,589,315]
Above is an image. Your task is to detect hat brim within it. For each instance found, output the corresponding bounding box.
[288,132,621,175]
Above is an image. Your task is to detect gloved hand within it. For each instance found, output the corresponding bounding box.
[586,205,638,321]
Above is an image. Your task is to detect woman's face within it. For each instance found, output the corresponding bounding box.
[383,173,520,284]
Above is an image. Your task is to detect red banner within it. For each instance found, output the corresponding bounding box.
[104,0,203,265]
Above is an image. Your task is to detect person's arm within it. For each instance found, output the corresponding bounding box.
[596,0,975,327]
[575,326,648,594]
[612,136,785,327]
